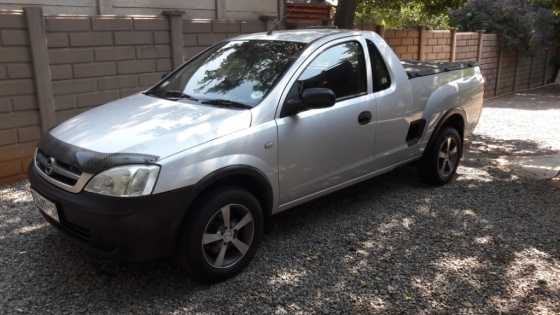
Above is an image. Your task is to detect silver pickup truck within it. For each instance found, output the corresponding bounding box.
[29,29,484,282]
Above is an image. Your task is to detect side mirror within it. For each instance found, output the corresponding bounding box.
[301,88,336,109]
[282,87,336,116]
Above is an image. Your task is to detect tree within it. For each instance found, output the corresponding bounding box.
[334,0,357,28]
[334,0,466,29]
[449,0,559,49]
[355,2,450,29]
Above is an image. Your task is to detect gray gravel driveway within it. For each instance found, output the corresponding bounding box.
[1,86,560,314]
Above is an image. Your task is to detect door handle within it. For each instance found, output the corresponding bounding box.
[358,111,372,125]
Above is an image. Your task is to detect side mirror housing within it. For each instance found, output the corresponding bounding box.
[282,87,336,116]
[301,88,336,109]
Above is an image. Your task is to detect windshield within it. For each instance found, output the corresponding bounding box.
[147,40,307,107]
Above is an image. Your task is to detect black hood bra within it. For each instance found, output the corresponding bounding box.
[38,133,159,174]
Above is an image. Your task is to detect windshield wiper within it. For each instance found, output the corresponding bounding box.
[201,99,252,109]
[162,90,198,101]
[146,90,198,101]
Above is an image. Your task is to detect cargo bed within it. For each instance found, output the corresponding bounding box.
[402,60,478,79]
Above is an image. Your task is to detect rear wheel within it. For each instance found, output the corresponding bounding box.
[178,187,263,283]
[418,127,463,185]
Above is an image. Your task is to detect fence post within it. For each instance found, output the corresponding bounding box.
[418,26,426,61]
[495,46,503,96]
[97,0,113,15]
[163,10,185,69]
[477,31,484,62]
[543,49,550,85]
[449,27,457,62]
[375,24,385,38]
[24,7,56,135]
[216,0,226,20]
[512,50,520,92]
[528,55,534,89]
[277,0,285,27]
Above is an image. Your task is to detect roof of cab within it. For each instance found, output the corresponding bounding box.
[233,28,359,44]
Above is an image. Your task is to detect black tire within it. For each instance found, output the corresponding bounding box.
[177,186,264,283]
[417,127,463,185]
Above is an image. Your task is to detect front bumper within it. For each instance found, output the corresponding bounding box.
[28,164,194,262]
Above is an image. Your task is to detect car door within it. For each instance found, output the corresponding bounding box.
[365,38,417,169]
[276,39,376,206]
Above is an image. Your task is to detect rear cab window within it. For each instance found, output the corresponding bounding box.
[366,40,392,92]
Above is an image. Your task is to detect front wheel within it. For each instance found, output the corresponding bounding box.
[418,127,463,185]
[178,187,264,283]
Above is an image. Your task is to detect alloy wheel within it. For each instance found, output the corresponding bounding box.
[201,203,255,269]
[437,136,459,178]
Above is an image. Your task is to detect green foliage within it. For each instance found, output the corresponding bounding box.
[449,0,559,49]
[354,0,466,29]
[530,0,560,15]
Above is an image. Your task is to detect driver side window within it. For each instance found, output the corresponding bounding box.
[288,41,367,102]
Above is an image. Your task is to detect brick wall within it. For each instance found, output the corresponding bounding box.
[0,12,40,184]
[496,50,517,96]
[423,30,452,61]
[479,34,498,97]
[0,9,266,184]
[516,54,532,90]
[383,29,420,60]
[455,32,479,61]
[529,50,548,89]
[357,25,557,99]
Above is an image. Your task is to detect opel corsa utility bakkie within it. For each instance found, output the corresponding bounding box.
[29,29,484,282]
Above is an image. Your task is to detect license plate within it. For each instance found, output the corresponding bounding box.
[31,189,59,223]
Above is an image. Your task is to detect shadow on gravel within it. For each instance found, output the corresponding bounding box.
[1,135,559,314]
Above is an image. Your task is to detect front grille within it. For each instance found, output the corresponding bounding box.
[35,150,81,186]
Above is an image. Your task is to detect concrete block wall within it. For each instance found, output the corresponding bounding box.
[0,9,267,184]
[182,20,265,61]
[0,12,40,183]
[0,10,556,184]
[45,16,173,124]
[0,0,278,20]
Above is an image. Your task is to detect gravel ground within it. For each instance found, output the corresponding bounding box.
[1,86,560,314]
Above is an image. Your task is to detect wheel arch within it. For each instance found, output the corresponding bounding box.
[428,108,466,147]
[188,165,274,221]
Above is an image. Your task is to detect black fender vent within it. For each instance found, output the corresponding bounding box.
[406,119,427,146]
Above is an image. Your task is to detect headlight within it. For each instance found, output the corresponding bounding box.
[85,165,160,197]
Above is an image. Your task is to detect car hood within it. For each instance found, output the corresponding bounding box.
[50,94,252,159]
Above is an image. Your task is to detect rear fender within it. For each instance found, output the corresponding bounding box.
[420,81,462,147]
